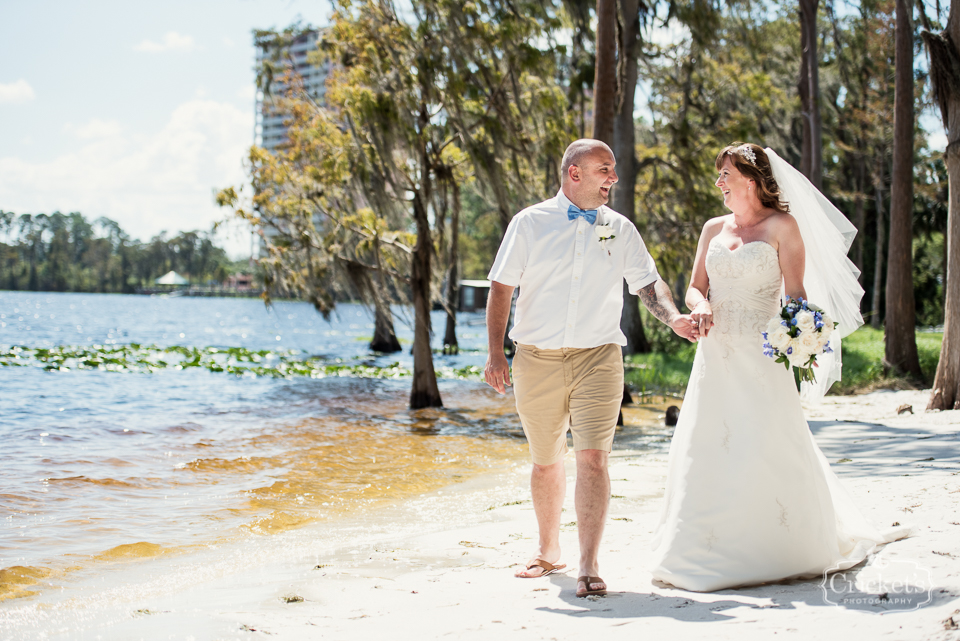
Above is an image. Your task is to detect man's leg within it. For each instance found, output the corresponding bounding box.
[513,344,570,577]
[515,459,566,577]
[575,448,609,593]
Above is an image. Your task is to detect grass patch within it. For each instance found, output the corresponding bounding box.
[830,326,942,394]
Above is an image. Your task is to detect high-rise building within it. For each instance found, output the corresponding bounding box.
[253,29,331,255]
[254,29,330,151]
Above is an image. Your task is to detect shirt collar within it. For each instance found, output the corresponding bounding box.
[556,190,603,224]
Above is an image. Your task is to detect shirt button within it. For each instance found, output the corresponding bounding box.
[577,252,581,256]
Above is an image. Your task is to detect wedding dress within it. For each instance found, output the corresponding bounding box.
[649,237,909,592]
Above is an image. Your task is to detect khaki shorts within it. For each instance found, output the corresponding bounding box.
[512,342,623,465]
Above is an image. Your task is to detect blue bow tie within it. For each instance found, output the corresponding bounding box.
[567,204,598,224]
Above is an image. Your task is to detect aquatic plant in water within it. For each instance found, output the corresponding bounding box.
[0,344,483,381]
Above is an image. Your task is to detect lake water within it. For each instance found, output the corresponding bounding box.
[0,291,674,612]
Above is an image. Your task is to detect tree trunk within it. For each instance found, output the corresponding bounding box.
[371,303,402,353]
[612,0,650,355]
[443,179,460,355]
[885,0,923,379]
[872,182,886,329]
[410,180,442,409]
[798,0,823,189]
[350,252,401,354]
[922,8,960,409]
[853,154,866,280]
[592,0,618,145]
[930,140,960,409]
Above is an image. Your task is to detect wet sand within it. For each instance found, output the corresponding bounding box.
[1,389,959,640]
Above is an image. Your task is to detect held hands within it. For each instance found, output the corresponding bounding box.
[690,301,714,339]
[670,314,700,343]
[484,351,512,394]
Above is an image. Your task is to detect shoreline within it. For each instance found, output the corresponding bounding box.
[1,389,959,640]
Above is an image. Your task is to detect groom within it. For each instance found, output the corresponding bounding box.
[484,139,697,597]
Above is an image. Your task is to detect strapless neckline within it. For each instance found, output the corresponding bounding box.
[710,237,777,255]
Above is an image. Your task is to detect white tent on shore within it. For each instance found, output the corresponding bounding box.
[155,271,189,286]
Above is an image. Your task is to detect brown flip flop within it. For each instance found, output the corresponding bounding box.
[576,575,607,597]
[517,559,566,578]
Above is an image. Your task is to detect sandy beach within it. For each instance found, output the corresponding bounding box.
[2,388,959,640]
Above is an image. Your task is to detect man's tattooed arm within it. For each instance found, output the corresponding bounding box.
[637,280,682,325]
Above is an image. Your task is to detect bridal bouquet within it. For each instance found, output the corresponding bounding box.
[761,296,836,382]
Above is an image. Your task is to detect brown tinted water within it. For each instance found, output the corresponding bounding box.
[0,382,532,601]
[0,385,679,603]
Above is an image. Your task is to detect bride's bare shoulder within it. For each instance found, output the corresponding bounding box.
[766,211,800,234]
[702,216,730,234]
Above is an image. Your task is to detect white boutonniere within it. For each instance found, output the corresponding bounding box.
[595,224,616,255]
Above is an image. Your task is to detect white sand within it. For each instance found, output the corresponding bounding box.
[2,389,959,640]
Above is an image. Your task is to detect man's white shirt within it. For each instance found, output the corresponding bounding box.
[488,190,661,350]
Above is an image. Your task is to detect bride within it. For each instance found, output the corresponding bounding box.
[649,143,910,592]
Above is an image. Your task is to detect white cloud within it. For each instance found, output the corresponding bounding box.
[134,32,196,53]
[0,79,36,104]
[237,85,257,101]
[0,100,255,257]
[64,118,124,140]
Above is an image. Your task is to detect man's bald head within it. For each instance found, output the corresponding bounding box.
[560,139,615,185]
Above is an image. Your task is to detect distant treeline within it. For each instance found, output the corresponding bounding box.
[0,211,241,293]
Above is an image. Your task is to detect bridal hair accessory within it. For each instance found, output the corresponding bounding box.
[737,145,757,166]
[763,148,864,402]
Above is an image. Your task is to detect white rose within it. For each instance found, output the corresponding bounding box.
[769,325,791,351]
[817,330,831,349]
[795,310,816,332]
[820,313,835,335]
[799,330,821,354]
[787,349,809,368]
[766,317,784,335]
[595,224,615,240]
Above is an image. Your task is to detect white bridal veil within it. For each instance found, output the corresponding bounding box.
[764,148,865,402]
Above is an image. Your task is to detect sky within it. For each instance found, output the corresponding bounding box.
[0,0,331,259]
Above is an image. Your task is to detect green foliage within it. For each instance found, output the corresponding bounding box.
[221,0,950,361]
[633,2,800,287]
[458,184,506,280]
[623,347,696,398]
[0,211,233,293]
[913,231,945,327]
